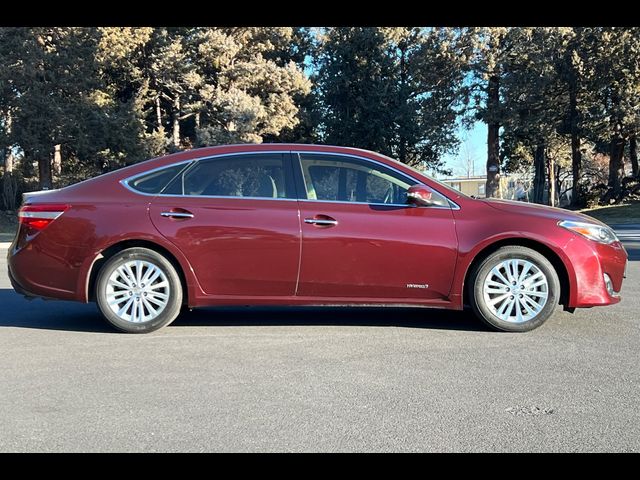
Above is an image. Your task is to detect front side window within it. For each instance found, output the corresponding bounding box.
[298,154,414,204]
[164,153,293,199]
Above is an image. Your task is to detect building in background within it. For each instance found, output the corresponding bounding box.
[441,174,534,201]
[440,173,574,206]
[441,176,488,198]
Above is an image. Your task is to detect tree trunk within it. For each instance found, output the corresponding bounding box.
[4,149,13,174]
[485,73,501,198]
[398,46,407,164]
[156,96,163,132]
[555,165,563,206]
[38,157,53,190]
[568,85,583,208]
[3,110,14,174]
[608,134,625,198]
[570,131,582,208]
[195,112,201,130]
[532,143,546,204]
[172,97,181,149]
[52,144,62,177]
[548,155,556,207]
[630,134,638,178]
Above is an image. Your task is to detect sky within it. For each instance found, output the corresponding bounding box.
[439,121,487,180]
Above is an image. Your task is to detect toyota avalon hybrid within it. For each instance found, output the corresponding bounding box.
[7,144,628,333]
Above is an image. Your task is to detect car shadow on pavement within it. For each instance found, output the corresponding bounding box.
[174,305,489,331]
[0,289,113,333]
[0,289,488,333]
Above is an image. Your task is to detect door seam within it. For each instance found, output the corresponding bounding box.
[294,204,303,296]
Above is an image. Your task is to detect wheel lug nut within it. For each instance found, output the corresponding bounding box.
[510,295,514,299]
[143,292,147,297]
[519,294,523,298]
[128,291,132,296]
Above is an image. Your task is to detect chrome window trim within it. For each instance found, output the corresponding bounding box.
[153,193,298,202]
[298,199,445,209]
[293,150,460,210]
[120,159,195,197]
[119,149,461,210]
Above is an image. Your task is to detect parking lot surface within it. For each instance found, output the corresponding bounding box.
[1,240,639,452]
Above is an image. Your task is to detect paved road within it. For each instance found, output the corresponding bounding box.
[1,241,639,452]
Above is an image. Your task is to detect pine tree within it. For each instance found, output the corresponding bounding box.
[582,27,640,201]
[465,27,513,198]
[1,28,106,189]
[191,27,311,145]
[316,27,467,173]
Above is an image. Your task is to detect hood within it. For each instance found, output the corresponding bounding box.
[480,198,607,226]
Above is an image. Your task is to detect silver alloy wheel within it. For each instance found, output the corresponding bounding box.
[105,260,170,323]
[482,259,549,323]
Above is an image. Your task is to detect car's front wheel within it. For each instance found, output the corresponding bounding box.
[468,246,560,332]
[95,247,183,333]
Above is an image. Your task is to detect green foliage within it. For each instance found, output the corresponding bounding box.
[315,27,467,173]
[464,27,640,205]
[1,27,640,209]
[0,27,312,204]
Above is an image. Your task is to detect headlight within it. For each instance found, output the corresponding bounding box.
[558,220,619,244]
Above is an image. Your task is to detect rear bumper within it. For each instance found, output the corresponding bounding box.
[7,243,79,302]
[6,260,63,302]
[7,262,37,299]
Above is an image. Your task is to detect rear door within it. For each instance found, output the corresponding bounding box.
[148,152,301,297]
[294,152,458,301]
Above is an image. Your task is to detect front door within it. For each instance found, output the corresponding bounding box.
[149,152,300,297]
[294,153,458,301]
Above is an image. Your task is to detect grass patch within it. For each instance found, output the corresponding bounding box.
[579,200,640,225]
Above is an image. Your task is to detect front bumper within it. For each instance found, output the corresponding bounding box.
[565,237,628,308]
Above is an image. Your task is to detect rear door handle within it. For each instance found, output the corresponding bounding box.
[304,215,338,226]
[161,211,194,219]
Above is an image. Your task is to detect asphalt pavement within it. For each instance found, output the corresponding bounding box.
[1,239,639,452]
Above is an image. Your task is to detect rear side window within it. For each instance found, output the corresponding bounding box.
[127,163,188,194]
[164,153,294,199]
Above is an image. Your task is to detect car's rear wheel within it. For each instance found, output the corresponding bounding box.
[468,246,560,332]
[95,247,183,333]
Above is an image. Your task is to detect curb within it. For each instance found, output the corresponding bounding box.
[612,229,640,241]
[610,224,640,239]
[0,242,11,249]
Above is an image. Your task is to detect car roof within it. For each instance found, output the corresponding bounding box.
[165,143,381,159]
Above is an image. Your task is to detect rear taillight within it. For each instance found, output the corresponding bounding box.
[18,204,69,233]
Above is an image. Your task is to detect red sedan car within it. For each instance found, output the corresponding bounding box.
[8,144,628,333]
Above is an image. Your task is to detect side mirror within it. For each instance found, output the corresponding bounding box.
[406,184,448,207]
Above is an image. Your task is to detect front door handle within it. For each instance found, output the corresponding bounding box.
[304,215,338,227]
[161,211,194,219]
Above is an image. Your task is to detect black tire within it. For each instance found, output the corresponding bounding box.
[468,246,560,332]
[95,247,183,333]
